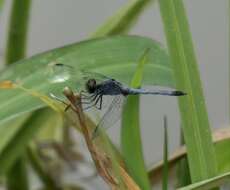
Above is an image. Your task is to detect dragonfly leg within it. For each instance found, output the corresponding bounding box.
[79,93,99,105]
[94,95,103,110]
[83,94,102,111]
[79,90,90,98]
[99,95,103,110]
[80,90,97,100]
[74,93,99,109]
[92,95,102,110]
[91,96,105,138]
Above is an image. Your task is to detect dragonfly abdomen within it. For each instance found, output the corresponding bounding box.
[125,88,186,96]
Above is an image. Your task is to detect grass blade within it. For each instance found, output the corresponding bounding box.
[121,49,151,190]
[162,116,168,190]
[158,0,219,183]
[0,0,4,12]
[5,0,31,189]
[91,0,154,37]
[6,156,28,190]
[5,0,31,64]
[149,129,230,184]
[178,171,230,190]
[177,131,191,187]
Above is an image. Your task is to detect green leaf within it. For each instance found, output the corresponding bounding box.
[148,134,230,186]
[178,171,230,190]
[0,36,173,124]
[6,0,31,64]
[177,132,191,187]
[121,49,151,189]
[158,0,219,183]
[0,108,61,174]
[0,0,4,12]
[91,0,154,37]
[215,139,230,174]
[6,156,28,190]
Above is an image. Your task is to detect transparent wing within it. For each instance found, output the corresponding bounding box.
[46,63,125,138]
[93,95,126,137]
[46,62,112,92]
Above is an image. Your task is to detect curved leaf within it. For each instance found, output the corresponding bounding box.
[91,0,154,37]
[0,35,173,124]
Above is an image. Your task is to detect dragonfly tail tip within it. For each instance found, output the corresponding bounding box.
[173,91,187,96]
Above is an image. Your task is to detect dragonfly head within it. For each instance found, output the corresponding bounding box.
[86,79,97,93]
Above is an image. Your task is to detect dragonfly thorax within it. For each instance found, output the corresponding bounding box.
[86,79,97,93]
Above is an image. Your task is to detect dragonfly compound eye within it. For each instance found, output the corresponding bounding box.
[86,79,97,93]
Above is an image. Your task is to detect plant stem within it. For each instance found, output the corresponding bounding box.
[5,0,31,64]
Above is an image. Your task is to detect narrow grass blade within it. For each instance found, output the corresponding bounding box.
[177,131,191,187]
[162,116,168,190]
[121,49,151,190]
[5,0,31,64]
[6,156,28,190]
[5,0,31,189]
[0,0,4,12]
[91,0,154,37]
[149,129,230,184]
[158,0,219,182]
[178,171,230,190]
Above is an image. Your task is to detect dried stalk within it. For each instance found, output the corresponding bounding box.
[63,87,118,188]
[62,87,141,190]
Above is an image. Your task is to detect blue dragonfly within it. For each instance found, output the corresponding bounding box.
[48,63,186,137]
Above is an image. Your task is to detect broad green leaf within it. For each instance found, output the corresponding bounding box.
[158,0,218,183]
[0,36,173,124]
[178,171,230,190]
[0,108,62,174]
[121,48,151,189]
[91,0,154,37]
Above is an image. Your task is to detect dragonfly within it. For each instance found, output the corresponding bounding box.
[48,63,186,138]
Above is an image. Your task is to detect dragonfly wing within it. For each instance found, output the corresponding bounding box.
[81,69,111,82]
[93,95,126,138]
[46,63,112,92]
